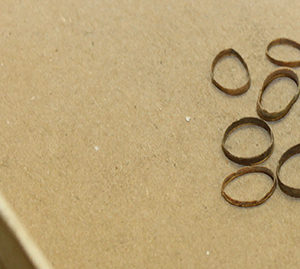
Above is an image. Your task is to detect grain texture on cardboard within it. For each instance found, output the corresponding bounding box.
[1,1,300,268]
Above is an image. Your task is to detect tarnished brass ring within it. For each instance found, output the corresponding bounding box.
[221,166,276,207]
[222,117,274,166]
[266,38,300,67]
[257,68,299,121]
[211,48,251,96]
[276,144,300,198]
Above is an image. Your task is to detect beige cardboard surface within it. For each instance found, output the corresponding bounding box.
[1,0,300,268]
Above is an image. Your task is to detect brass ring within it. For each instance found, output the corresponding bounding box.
[276,144,300,198]
[222,117,274,165]
[257,68,299,121]
[266,38,300,67]
[221,166,276,207]
[211,48,251,96]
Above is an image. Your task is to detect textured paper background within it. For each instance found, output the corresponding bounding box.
[1,1,300,268]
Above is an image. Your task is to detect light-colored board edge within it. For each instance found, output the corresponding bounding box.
[0,191,53,269]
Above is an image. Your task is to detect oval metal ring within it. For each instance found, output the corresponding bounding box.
[256,68,299,121]
[266,38,300,67]
[221,166,276,207]
[222,117,274,166]
[211,48,251,96]
[276,144,300,198]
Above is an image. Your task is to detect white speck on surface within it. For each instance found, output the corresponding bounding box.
[0,63,3,66]
[206,250,210,256]
[60,16,66,23]
[185,116,191,122]
[6,120,10,124]
[31,96,36,100]
[94,146,99,151]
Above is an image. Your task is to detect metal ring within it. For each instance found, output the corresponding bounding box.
[222,117,274,165]
[266,38,300,67]
[221,166,276,207]
[276,144,300,198]
[211,48,251,96]
[257,68,299,121]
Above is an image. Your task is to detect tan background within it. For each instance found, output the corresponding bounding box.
[1,0,300,268]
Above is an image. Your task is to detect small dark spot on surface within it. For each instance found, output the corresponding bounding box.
[173,163,176,167]
[115,166,118,170]
[55,49,58,52]
[92,41,94,46]
[75,196,80,200]
[160,60,162,64]
[8,32,11,36]
[134,105,137,109]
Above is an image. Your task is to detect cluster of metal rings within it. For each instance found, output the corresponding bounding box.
[212,38,300,207]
